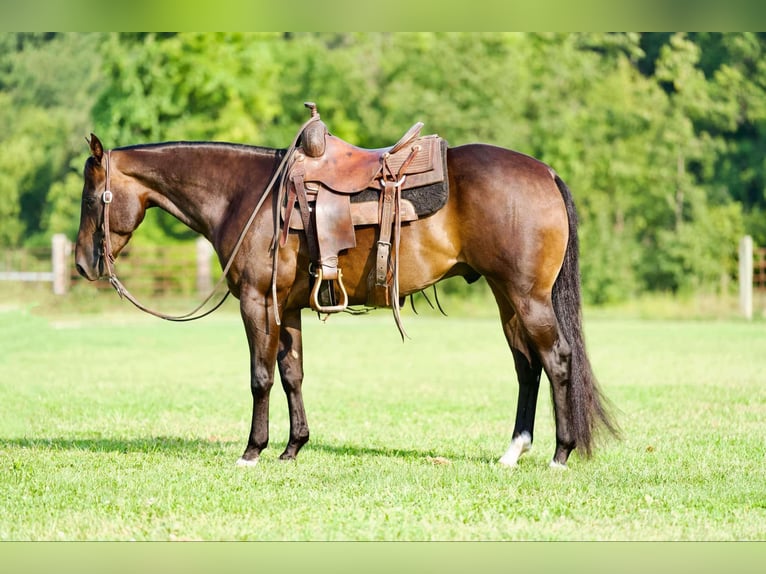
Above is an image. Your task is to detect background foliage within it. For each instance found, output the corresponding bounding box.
[1,32,764,303]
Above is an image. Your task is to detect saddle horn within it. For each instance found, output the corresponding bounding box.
[302,102,327,157]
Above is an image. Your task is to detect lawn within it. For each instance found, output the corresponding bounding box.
[0,299,765,541]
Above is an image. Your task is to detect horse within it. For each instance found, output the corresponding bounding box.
[74,129,618,469]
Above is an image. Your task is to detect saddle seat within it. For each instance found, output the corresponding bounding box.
[298,122,432,194]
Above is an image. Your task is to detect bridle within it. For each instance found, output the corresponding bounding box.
[98,150,231,321]
[96,115,320,322]
[98,152,115,282]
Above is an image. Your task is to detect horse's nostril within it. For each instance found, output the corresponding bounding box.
[75,263,88,279]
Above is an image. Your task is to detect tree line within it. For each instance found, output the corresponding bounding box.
[1,32,764,304]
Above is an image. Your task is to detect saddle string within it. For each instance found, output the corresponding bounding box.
[100,115,321,322]
[408,286,448,316]
[381,146,421,339]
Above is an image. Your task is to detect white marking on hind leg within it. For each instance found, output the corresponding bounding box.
[549,460,568,470]
[235,457,260,468]
[499,432,532,467]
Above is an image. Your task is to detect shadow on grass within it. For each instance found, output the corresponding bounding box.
[0,436,236,456]
[1,436,498,465]
[308,441,496,465]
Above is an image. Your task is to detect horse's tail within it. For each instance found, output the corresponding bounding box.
[552,174,620,456]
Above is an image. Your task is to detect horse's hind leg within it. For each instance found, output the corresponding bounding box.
[491,291,542,467]
[499,345,543,467]
[276,308,310,460]
[489,280,574,468]
[519,296,575,468]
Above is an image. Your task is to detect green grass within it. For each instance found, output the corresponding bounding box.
[1,298,765,540]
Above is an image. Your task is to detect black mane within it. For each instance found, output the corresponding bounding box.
[114,140,285,157]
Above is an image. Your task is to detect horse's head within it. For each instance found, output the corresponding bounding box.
[75,134,146,281]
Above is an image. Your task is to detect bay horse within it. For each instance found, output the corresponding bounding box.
[74,130,617,469]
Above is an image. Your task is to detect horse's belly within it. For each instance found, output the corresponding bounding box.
[336,211,461,303]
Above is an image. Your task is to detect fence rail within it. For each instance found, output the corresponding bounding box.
[3,236,766,318]
[0,271,55,281]
[1,235,216,297]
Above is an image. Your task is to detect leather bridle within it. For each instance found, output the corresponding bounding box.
[95,114,319,322]
[98,151,116,283]
[97,150,230,321]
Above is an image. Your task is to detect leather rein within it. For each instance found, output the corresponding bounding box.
[98,116,319,322]
[99,151,230,321]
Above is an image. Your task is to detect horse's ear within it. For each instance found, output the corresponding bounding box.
[89,133,104,164]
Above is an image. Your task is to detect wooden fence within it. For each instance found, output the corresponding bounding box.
[0,235,216,297]
[3,236,766,317]
[738,236,766,320]
[755,245,766,291]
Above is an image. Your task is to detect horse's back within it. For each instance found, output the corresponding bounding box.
[448,143,562,199]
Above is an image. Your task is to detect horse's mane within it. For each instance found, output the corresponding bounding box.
[114,140,285,157]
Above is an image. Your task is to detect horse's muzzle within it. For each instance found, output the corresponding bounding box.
[74,250,100,281]
[75,263,90,280]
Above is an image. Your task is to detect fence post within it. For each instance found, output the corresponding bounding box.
[739,235,753,320]
[52,234,71,295]
[196,237,214,295]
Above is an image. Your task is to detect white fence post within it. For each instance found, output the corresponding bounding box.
[52,234,71,295]
[196,237,214,295]
[739,235,753,320]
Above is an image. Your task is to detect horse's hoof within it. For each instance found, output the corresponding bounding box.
[236,456,259,467]
[498,432,532,467]
[549,460,568,470]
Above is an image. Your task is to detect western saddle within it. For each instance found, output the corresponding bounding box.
[276,103,447,332]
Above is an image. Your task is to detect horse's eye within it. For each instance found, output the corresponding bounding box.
[84,196,98,208]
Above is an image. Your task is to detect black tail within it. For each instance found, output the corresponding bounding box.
[552,175,620,456]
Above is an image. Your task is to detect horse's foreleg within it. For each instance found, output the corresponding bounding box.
[237,290,280,467]
[277,308,309,460]
[499,346,542,467]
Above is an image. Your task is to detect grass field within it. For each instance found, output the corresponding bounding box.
[1,293,765,541]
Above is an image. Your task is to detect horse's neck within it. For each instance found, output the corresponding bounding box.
[119,144,277,240]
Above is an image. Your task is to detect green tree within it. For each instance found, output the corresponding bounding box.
[92,32,288,146]
[0,32,103,246]
[641,33,747,292]
[0,32,759,303]
[641,32,766,246]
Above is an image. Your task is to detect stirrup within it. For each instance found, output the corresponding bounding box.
[310,267,349,314]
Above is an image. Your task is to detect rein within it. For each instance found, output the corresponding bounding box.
[98,115,319,322]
